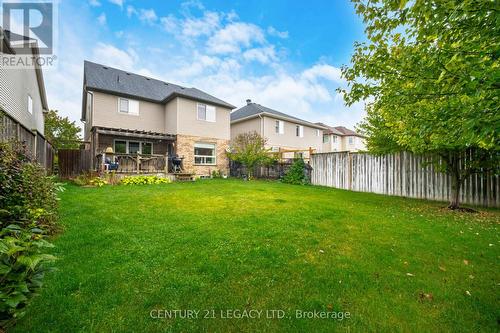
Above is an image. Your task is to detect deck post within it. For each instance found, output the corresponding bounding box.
[136,154,140,174]
[164,153,168,174]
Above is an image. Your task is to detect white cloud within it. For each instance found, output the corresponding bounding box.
[89,0,101,7]
[92,43,137,70]
[302,64,344,84]
[97,13,106,25]
[182,11,220,37]
[160,15,179,33]
[267,26,289,39]
[126,5,136,17]
[206,22,265,54]
[243,46,277,64]
[108,0,123,8]
[138,9,157,24]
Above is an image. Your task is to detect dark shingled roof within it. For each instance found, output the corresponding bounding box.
[316,122,365,137]
[230,102,325,129]
[83,60,235,111]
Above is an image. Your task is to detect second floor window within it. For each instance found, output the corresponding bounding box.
[118,98,139,115]
[296,125,304,137]
[332,135,337,143]
[323,134,329,143]
[275,120,284,134]
[349,137,354,145]
[197,103,216,122]
[27,95,33,114]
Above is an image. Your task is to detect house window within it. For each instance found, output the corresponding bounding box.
[118,98,139,115]
[296,125,304,137]
[332,135,337,143]
[194,143,216,165]
[349,137,354,145]
[27,95,33,114]
[115,140,127,154]
[275,120,284,134]
[113,140,152,154]
[323,134,329,143]
[141,142,152,155]
[316,129,321,137]
[128,141,140,154]
[197,103,216,122]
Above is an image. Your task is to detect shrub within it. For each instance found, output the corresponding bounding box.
[72,171,98,186]
[0,141,60,329]
[282,158,309,185]
[0,225,56,329]
[0,142,60,232]
[120,175,171,185]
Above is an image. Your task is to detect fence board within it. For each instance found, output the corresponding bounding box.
[311,152,498,208]
[58,149,91,178]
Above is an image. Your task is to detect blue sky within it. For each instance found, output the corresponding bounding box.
[29,0,368,129]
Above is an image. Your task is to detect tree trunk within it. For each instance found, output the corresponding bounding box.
[448,171,462,209]
[448,153,463,209]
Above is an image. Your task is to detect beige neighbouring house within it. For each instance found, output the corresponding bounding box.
[316,122,366,152]
[81,61,235,177]
[230,100,326,159]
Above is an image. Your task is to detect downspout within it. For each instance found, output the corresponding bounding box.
[258,114,264,137]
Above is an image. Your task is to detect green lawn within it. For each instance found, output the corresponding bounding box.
[13,180,499,332]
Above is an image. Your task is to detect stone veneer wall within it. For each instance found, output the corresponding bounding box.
[176,134,230,176]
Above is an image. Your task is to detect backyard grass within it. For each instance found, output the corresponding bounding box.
[12,179,499,332]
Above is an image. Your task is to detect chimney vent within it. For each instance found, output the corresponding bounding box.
[246,99,252,105]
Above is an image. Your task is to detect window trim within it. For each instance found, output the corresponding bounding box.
[117,97,139,116]
[113,139,153,154]
[197,103,216,122]
[194,142,216,166]
[296,125,304,138]
[275,120,284,134]
[27,95,33,114]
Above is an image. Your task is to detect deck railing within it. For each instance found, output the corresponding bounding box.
[97,153,172,173]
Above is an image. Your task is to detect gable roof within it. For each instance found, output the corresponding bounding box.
[1,28,48,112]
[316,122,365,137]
[82,61,235,120]
[231,102,326,129]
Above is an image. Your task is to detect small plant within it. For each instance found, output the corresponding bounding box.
[282,158,309,185]
[72,171,99,186]
[120,175,171,185]
[89,177,107,187]
[211,170,223,178]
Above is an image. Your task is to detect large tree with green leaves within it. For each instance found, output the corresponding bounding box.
[227,131,274,179]
[341,0,499,209]
[44,110,81,149]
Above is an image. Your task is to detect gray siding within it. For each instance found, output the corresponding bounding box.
[0,51,45,134]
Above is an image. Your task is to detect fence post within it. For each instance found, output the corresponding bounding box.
[136,155,140,174]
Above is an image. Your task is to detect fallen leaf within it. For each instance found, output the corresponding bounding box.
[419,292,433,301]
[439,266,446,272]
[465,290,471,296]
[319,250,325,254]
[406,273,414,277]
[463,259,469,265]
[469,275,474,279]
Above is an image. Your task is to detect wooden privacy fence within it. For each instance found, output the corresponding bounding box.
[1,113,55,172]
[311,152,499,207]
[58,149,91,178]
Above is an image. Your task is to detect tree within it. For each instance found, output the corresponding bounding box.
[227,131,274,179]
[341,0,500,209]
[44,110,81,149]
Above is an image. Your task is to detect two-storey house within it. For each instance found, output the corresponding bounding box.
[230,100,325,158]
[81,61,235,176]
[317,122,366,152]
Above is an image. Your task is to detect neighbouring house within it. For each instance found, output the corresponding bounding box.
[317,122,366,152]
[230,100,325,159]
[0,28,53,169]
[81,61,235,176]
